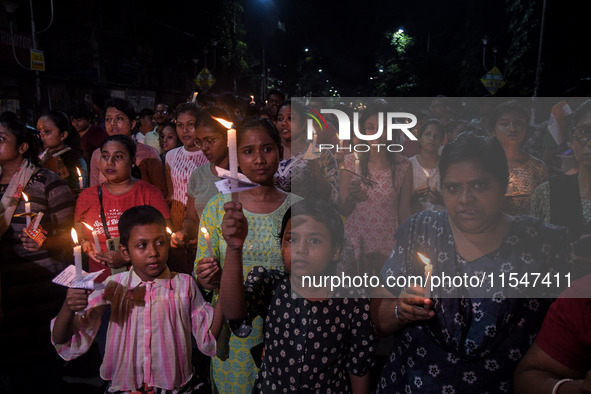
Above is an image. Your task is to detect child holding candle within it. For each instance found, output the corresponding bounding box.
[37,110,88,192]
[194,117,301,393]
[220,199,376,393]
[165,103,208,230]
[51,205,221,393]
[75,135,171,283]
[0,117,75,390]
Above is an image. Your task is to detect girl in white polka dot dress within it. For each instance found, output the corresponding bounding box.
[220,199,376,393]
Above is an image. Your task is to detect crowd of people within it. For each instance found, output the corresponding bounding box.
[0,91,590,394]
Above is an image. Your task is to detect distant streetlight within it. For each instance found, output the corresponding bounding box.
[481,35,488,70]
[304,48,309,52]
[318,69,322,73]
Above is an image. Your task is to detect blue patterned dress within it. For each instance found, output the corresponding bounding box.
[378,211,568,393]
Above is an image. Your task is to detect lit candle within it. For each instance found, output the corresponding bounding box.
[354,152,360,175]
[249,95,255,105]
[417,252,432,298]
[201,227,215,257]
[191,92,198,103]
[311,131,318,148]
[22,192,31,226]
[71,228,82,280]
[76,167,84,189]
[166,226,179,242]
[32,212,44,231]
[422,168,430,189]
[211,117,238,179]
[82,222,101,252]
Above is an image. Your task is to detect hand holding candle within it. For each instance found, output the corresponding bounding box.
[71,228,83,281]
[417,252,432,298]
[201,227,215,257]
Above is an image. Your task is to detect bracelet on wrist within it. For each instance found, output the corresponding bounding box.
[552,378,573,394]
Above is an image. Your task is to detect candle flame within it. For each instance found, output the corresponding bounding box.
[71,228,79,244]
[22,192,28,202]
[76,167,81,177]
[422,168,429,178]
[417,252,431,266]
[81,222,93,231]
[211,116,233,129]
[166,227,173,235]
[250,95,254,100]
[200,227,209,236]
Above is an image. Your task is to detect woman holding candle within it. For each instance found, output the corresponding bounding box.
[371,132,569,393]
[274,99,339,204]
[75,134,171,282]
[338,104,413,273]
[409,118,444,213]
[194,117,301,393]
[0,118,75,390]
[490,100,548,215]
[37,110,88,192]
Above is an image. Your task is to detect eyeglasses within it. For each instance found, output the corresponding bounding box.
[573,126,591,144]
[201,136,222,147]
[155,109,169,115]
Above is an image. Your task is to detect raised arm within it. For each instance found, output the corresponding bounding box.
[219,201,248,321]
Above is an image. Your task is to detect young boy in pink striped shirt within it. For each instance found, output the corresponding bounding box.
[51,205,221,393]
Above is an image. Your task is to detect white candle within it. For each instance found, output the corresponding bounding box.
[82,222,101,252]
[354,153,360,175]
[32,212,43,231]
[76,167,83,189]
[22,192,31,226]
[417,252,432,298]
[71,228,82,280]
[201,227,215,257]
[311,131,317,148]
[422,168,430,189]
[211,117,238,179]
[191,92,198,103]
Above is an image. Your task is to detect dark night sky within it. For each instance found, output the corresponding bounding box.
[241,0,589,96]
[242,0,512,95]
[4,0,589,99]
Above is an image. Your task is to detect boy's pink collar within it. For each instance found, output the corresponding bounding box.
[127,266,173,290]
